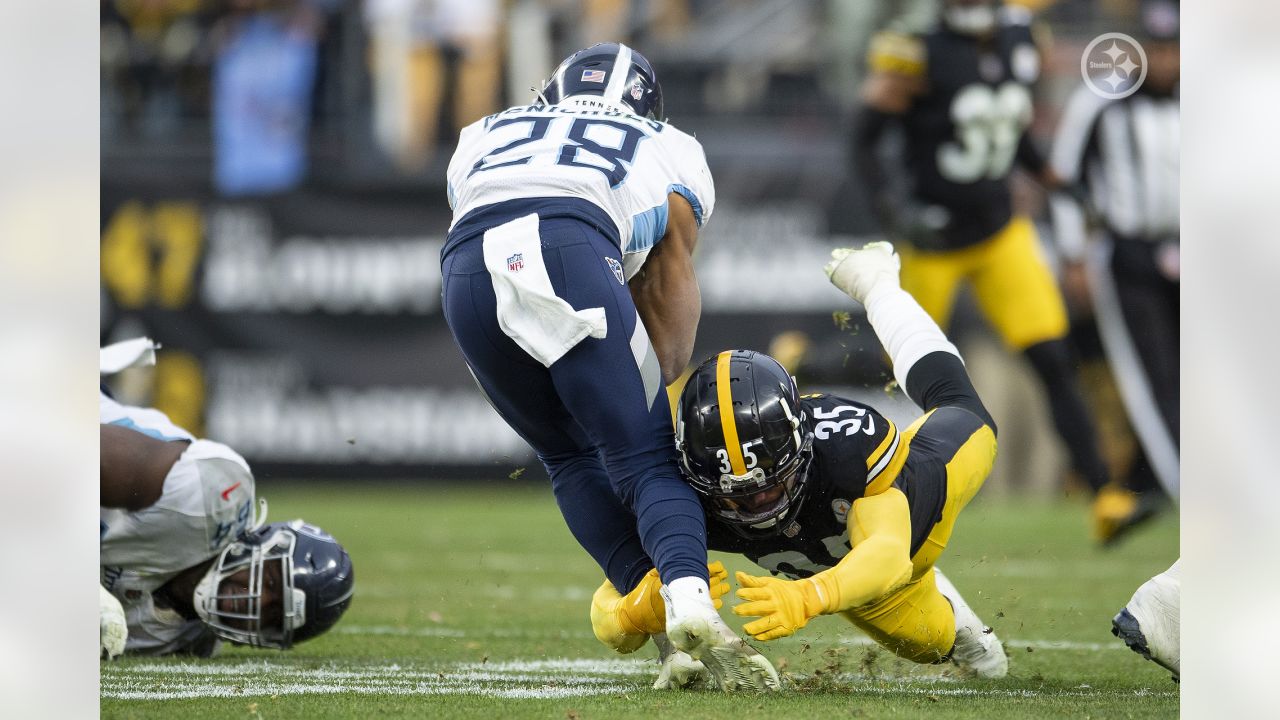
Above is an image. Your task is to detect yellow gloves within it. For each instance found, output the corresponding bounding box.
[732,570,829,641]
[590,561,730,653]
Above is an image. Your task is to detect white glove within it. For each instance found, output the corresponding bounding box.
[100,584,128,660]
[824,242,902,305]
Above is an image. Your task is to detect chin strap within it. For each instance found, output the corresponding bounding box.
[191,561,220,624]
[530,85,551,108]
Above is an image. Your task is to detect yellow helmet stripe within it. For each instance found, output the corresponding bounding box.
[715,351,747,475]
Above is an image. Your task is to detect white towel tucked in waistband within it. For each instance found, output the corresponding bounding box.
[482,213,607,368]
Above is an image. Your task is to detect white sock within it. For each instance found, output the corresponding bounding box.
[665,576,716,620]
[863,284,961,394]
[933,568,981,631]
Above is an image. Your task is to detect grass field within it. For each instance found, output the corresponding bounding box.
[101,481,1179,719]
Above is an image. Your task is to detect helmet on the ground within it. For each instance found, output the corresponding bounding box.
[537,42,664,120]
[194,519,354,649]
[676,350,814,536]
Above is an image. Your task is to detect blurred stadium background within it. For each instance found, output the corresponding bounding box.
[100,0,1156,496]
[95,1,1187,714]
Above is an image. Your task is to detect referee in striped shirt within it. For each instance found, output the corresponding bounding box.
[1049,0,1179,511]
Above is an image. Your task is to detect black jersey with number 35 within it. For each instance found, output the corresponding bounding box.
[707,393,904,579]
[880,11,1042,248]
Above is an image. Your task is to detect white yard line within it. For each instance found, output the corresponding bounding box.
[333,624,594,639]
[102,652,1174,702]
[334,624,1126,651]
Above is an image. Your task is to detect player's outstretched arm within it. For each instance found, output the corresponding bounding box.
[824,243,995,432]
[100,424,184,510]
[732,488,914,640]
[629,192,701,385]
[853,33,924,236]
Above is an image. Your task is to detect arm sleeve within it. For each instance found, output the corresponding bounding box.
[850,105,899,234]
[854,31,925,235]
[1016,133,1049,178]
[1048,87,1108,261]
[445,120,484,208]
[805,487,915,613]
[671,132,716,227]
[1050,87,1107,185]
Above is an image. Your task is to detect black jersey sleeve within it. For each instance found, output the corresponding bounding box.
[1016,133,1049,178]
[902,351,996,436]
[851,105,899,235]
[802,393,900,499]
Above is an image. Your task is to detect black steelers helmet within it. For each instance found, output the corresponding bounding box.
[676,350,814,536]
[537,42,664,120]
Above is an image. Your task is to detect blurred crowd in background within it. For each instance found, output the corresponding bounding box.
[102,0,1149,194]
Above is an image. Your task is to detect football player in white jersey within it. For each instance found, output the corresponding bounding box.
[100,342,354,658]
[441,43,778,691]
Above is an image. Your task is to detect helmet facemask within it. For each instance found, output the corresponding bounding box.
[193,526,307,649]
[700,432,815,536]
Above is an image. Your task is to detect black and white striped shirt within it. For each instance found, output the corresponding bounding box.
[1049,85,1179,258]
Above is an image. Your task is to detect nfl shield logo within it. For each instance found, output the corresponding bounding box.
[605,256,625,285]
[630,84,644,101]
[507,253,524,272]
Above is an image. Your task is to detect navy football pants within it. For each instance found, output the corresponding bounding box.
[441,214,708,592]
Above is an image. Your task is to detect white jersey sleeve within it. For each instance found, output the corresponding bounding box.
[101,394,257,654]
[100,393,196,443]
[101,438,256,578]
[446,102,715,280]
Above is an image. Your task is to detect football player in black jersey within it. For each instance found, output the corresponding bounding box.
[589,243,1008,685]
[852,0,1149,543]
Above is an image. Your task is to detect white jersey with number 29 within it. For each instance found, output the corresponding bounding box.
[446,97,715,279]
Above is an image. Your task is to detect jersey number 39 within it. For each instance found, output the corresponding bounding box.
[937,82,1032,184]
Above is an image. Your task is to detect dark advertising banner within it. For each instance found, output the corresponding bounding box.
[101,181,867,479]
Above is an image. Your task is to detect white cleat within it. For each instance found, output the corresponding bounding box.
[661,582,781,692]
[1112,560,1180,681]
[651,632,711,690]
[935,568,1008,679]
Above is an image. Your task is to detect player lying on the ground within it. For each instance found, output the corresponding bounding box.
[1112,559,1179,682]
[590,243,1007,685]
[100,371,354,658]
